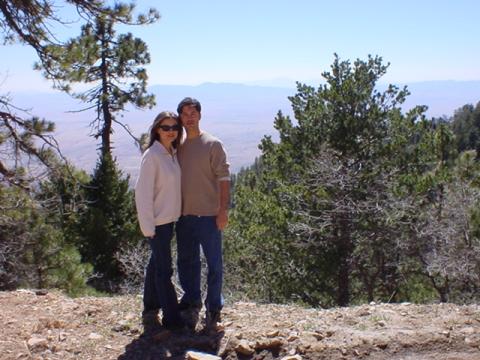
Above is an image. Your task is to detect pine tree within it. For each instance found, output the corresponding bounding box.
[450,102,480,156]
[226,55,444,306]
[77,153,139,290]
[1,1,133,184]
[32,3,158,290]
[36,2,159,156]
[0,183,93,295]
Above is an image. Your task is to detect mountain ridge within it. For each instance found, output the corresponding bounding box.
[7,80,480,176]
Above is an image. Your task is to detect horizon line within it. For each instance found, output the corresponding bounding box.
[6,78,480,95]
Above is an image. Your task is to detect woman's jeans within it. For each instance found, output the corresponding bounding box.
[143,222,181,325]
[176,215,224,312]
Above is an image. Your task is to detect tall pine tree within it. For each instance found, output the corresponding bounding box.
[34,3,159,289]
[78,153,138,289]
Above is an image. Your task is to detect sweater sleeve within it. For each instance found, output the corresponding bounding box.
[211,140,230,180]
[134,152,156,237]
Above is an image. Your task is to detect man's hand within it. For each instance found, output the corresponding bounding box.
[216,209,229,230]
[217,180,230,230]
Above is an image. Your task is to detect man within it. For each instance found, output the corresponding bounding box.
[175,97,230,330]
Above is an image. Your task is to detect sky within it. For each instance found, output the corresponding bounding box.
[1,0,480,92]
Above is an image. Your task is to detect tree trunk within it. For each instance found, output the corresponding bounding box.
[336,215,352,306]
[99,20,112,158]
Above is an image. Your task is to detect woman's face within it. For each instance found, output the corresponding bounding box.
[156,117,179,147]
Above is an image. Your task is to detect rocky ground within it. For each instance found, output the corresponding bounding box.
[1,289,480,360]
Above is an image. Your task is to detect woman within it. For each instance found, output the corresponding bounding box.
[134,111,184,331]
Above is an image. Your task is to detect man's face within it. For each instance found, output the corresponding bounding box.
[180,104,201,131]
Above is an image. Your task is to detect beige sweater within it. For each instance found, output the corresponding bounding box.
[178,132,230,216]
[134,141,181,237]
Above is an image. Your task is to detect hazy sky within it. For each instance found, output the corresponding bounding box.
[1,0,479,92]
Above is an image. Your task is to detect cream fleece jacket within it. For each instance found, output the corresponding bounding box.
[134,141,181,237]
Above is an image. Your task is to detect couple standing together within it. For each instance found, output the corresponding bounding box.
[134,97,230,332]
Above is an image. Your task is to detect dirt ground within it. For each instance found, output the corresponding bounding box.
[1,289,479,360]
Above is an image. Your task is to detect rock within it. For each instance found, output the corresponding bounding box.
[358,309,371,316]
[235,340,255,355]
[218,336,232,356]
[112,320,130,332]
[112,324,128,332]
[186,350,221,360]
[464,335,480,347]
[461,327,475,335]
[17,289,36,295]
[304,331,324,340]
[325,330,335,337]
[34,289,48,296]
[287,331,299,342]
[281,355,302,360]
[295,344,310,354]
[88,332,103,340]
[376,342,388,350]
[267,329,280,337]
[255,338,283,350]
[27,337,48,350]
[124,313,136,321]
[287,334,299,342]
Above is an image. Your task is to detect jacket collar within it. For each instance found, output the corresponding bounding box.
[152,140,176,155]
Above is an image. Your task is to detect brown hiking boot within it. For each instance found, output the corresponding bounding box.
[142,310,161,334]
[179,303,201,331]
[205,310,221,330]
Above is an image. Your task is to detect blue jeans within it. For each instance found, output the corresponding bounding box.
[176,215,224,312]
[143,223,182,326]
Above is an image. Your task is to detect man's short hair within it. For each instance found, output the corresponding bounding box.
[177,97,201,115]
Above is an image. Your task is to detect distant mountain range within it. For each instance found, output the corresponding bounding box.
[9,80,480,178]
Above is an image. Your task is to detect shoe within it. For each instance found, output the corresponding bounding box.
[178,302,191,312]
[163,316,186,332]
[179,303,201,331]
[142,310,161,334]
[205,310,221,330]
[178,301,201,312]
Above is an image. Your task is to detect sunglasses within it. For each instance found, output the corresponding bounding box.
[159,124,180,132]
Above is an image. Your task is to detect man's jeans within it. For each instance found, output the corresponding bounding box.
[176,215,224,312]
[143,223,181,325]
